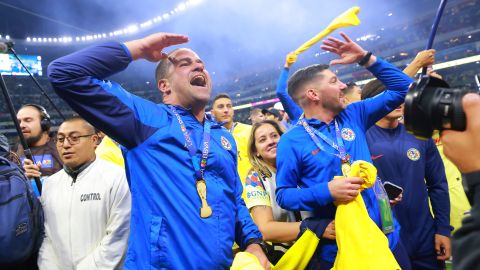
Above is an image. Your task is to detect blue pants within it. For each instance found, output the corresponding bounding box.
[393,240,412,270]
[411,253,445,270]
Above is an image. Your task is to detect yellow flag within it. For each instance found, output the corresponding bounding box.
[333,161,401,270]
[287,6,361,65]
[273,229,319,270]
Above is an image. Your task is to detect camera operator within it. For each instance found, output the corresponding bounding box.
[441,93,480,270]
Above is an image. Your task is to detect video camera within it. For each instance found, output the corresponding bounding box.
[404,75,479,139]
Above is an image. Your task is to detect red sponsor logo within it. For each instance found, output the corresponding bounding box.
[371,154,384,160]
[312,148,321,155]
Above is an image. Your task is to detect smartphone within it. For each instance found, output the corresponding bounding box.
[383,181,403,200]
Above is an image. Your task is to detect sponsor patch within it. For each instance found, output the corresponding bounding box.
[245,173,262,188]
[341,128,356,141]
[221,136,232,150]
[407,148,420,161]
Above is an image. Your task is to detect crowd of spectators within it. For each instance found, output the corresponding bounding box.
[1,0,479,134]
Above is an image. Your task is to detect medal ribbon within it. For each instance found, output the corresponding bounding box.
[170,105,211,180]
[300,118,350,162]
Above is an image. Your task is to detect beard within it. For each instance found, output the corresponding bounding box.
[25,132,43,147]
[323,100,345,115]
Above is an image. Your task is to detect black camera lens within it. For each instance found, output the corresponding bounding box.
[404,76,472,139]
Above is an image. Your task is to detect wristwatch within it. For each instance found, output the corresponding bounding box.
[246,238,269,255]
[358,51,373,66]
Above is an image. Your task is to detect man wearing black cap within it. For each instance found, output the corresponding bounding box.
[262,108,281,122]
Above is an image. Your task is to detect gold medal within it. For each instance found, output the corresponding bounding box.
[341,161,351,177]
[196,179,212,218]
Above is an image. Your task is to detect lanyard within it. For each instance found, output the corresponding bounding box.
[170,105,213,218]
[170,105,211,180]
[300,118,350,163]
[229,122,237,134]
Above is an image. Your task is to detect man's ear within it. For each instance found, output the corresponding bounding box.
[158,79,171,96]
[306,88,321,102]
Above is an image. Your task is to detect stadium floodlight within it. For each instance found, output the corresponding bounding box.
[20,0,207,44]
[32,38,37,42]
[140,20,153,28]
[178,3,186,11]
[5,35,10,40]
[127,25,139,33]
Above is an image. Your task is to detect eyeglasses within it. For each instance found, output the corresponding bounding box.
[55,134,95,145]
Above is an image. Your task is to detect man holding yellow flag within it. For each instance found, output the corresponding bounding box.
[275,32,413,269]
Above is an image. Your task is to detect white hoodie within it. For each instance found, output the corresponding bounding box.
[38,158,131,270]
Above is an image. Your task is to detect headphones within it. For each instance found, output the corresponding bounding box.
[21,104,52,132]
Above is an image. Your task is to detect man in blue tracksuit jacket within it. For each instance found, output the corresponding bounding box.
[275,33,413,269]
[362,79,451,269]
[47,33,268,269]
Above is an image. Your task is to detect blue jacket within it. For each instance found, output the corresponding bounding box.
[275,58,413,263]
[48,42,262,269]
[366,124,451,258]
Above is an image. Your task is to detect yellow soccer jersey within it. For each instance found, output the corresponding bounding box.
[96,136,125,167]
[244,170,271,209]
[232,122,252,188]
[433,132,471,231]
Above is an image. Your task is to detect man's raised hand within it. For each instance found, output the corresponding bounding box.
[125,32,189,62]
[321,32,375,66]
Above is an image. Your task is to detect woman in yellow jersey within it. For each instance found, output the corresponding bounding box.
[244,120,333,266]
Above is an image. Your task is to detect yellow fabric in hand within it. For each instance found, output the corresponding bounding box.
[286,6,361,66]
[273,229,319,270]
[285,52,298,65]
[231,230,319,270]
[333,160,401,270]
[231,252,264,270]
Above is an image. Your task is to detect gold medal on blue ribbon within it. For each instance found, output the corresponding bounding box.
[196,179,212,218]
[341,161,351,177]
